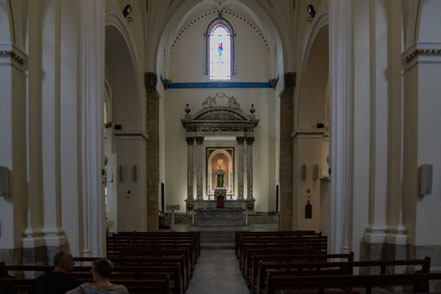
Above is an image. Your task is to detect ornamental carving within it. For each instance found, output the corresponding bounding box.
[181,93,259,134]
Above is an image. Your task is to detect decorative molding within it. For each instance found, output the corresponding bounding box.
[291,129,327,140]
[403,42,441,69]
[114,131,148,143]
[0,43,27,71]
[171,9,269,52]
[182,94,259,134]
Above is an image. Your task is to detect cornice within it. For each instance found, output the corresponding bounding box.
[403,42,441,69]
[291,128,328,140]
[114,131,148,143]
[0,43,27,71]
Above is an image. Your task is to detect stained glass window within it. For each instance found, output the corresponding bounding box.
[209,23,231,80]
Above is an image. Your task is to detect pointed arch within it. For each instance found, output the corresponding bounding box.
[204,15,236,79]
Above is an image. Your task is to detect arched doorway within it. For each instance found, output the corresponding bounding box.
[293,24,330,235]
[105,16,146,232]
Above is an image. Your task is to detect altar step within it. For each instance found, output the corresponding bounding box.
[247,214,279,224]
[200,231,235,250]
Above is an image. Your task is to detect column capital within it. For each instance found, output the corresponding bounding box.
[245,137,255,145]
[186,137,195,145]
[236,136,245,144]
[195,136,204,145]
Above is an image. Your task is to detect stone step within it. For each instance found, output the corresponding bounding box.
[200,231,235,243]
[247,215,279,224]
[201,243,235,250]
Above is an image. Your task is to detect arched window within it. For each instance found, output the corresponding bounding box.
[205,17,236,80]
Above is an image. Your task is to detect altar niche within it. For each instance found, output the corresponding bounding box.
[207,147,234,198]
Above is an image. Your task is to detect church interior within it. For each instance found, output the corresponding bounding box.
[1,0,441,292]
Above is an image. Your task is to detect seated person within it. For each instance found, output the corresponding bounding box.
[66,258,128,294]
[29,251,77,294]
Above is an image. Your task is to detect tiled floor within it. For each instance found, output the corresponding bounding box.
[187,250,250,294]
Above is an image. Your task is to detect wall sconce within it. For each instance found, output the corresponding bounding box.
[123,4,132,18]
[307,4,316,18]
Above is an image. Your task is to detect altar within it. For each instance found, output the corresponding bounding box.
[181,93,259,221]
[194,208,245,227]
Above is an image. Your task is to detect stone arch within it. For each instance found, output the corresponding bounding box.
[105,12,148,232]
[293,22,330,235]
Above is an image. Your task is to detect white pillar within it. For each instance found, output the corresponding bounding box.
[329,0,353,254]
[186,137,194,200]
[385,0,406,246]
[236,137,245,200]
[40,0,66,250]
[246,137,254,199]
[22,0,44,253]
[195,137,204,200]
[364,0,389,245]
[79,0,105,257]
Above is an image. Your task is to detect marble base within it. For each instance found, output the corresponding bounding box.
[195,208,245,227]
[186,199,256,214]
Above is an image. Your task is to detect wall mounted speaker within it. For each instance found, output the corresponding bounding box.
[301,164,306,181]
[419,164,433,195]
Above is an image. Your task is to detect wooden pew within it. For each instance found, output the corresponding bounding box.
[75,256,189,289]
[0,277,172,294]
[257,257,431,294]
[235,231,320,256]
[0,263,181,294]
[112,232,200,257]
[264,273,441,294]
[248,252,354,290]
[240,240,327,273]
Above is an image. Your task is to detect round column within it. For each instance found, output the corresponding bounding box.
[186,137,195,200]
[236,137,245,200]
[246,137,254,199]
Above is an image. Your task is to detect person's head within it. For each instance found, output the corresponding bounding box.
[53,251,75,272]
[92,258,113,281]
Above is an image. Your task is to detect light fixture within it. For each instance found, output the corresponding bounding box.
[307,4,316,18]
[123,4,132,18]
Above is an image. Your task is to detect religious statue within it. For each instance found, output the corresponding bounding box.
[216,160,225,189]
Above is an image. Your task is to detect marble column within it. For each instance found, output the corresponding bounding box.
[279,72,296,230]
[195,137,204,200]
[186,137,195,200]
[246,137,254,199]
[145,72,159,231]
[236,137,245,200]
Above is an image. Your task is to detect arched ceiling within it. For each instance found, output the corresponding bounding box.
[149,0,293,79]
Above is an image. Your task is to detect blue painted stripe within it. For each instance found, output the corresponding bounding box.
[168,81,273,89]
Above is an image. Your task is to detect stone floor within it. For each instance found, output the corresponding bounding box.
[187,250,250,294]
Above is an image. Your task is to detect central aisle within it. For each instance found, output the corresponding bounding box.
[187,250,250,294]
